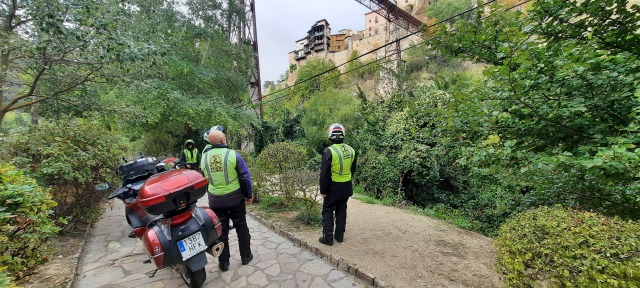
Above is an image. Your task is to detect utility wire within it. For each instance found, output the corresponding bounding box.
[239,0,531,109]
[235,0,501,109]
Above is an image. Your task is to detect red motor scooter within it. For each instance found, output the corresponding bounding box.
[108,157,224,288]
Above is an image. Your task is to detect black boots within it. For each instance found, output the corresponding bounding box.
[334,235,343,243]
[319,236,333,246]
[241,253,253,265]
[219,261,229,272]
[219,253,252,272]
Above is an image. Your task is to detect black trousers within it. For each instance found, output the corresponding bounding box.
[211,200,251,263]
[322,197,349,238]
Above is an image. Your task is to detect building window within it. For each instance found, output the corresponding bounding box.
[375,16,378,24]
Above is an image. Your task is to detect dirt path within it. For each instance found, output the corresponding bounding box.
[294,199,502,288]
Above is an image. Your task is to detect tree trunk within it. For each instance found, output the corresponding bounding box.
[199,38,211,67]
[30,102,39,125]
[0,0,15,128]
[0,110,6,130]
[0,50,10,129]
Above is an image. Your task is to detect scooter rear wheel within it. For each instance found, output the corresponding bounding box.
[179,265,206,288]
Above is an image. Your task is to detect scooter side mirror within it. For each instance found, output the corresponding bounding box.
[95,183,110,191]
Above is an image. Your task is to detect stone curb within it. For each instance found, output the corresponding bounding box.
[247,210,387,288]
[70,211,101,288]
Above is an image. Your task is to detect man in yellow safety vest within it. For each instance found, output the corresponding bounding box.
[180,139,199,170]
[200,129,253,272]
[319,123,357,246]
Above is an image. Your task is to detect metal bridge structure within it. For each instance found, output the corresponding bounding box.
[228,0,262,117]
[355,0,424,59]
[354,0,425,96]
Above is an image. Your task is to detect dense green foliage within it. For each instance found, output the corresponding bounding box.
[496,206,640,287]
[0,0,135,127]
[1,119,127,226]
[301,89,363,153]
[292,59,340,102]
[100,0,258,154]
[425,0,475,22]
[0,0,262,283]
[424,0,640,222]
[256,0,640,243]
[344,51,381,82]
[0,163,60,281]
[0,269,13,288]
[1,0,259,152]
[1,0,638,284]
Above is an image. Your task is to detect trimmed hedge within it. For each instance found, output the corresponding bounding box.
[496,206,640,287]
[0,163,60,282]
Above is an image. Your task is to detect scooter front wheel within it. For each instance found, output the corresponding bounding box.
[179,264,206,288]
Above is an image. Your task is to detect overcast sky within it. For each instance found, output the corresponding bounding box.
[255,0,370,85]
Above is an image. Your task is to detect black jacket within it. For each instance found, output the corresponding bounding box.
[319,144,357,200]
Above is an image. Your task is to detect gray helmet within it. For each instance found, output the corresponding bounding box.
[327,123,345,140]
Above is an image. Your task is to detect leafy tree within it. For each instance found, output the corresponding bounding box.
[293,59,340,104]
[263,81,275,92]
[0,0,138,127]
[254,142,308,202]
[426,0,476,22]
[253,142,319,224]
[344,51,381,82]
[429,0,640,218]
[301,88,363,154]
[96,0,258,154]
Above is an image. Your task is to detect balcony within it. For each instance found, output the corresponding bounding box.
[295,54,306,61]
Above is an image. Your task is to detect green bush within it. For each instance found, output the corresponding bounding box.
[0,163,61,282]
[255,142,307,202]
[358,151,401,199]
[1,119,127,227]
[496,206,640,287]
[254,142,319,221]
[0,268,14,287]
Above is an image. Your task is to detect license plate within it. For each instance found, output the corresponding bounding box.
[177,232,207,260]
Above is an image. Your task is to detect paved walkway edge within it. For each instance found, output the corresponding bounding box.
[246,211,388,288]
[70,211,102,288]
